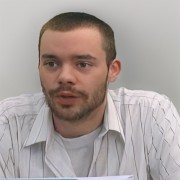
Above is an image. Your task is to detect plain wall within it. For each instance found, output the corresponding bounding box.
[0,0,180,112]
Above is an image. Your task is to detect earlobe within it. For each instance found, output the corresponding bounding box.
[108,59,121,82]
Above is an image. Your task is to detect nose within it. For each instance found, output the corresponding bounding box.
[57,64,76,85]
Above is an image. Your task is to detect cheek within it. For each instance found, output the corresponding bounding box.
[84,75,107,92]
[91,70,108,84]
[40,73,53,89]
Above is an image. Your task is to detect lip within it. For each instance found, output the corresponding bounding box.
[55,91,81,105]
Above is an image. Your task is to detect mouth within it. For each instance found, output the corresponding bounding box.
[55,91,81,105]
[58,91,80,97]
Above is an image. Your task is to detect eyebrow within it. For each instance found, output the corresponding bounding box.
[41,54,58,59]
[40,53,97,61]
[73,54,96,60]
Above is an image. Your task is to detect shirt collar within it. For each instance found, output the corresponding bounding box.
[102,91,125,141]
[23,103,54,147]
[23,90,125,147]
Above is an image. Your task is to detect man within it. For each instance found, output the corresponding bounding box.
[0,12,180,180]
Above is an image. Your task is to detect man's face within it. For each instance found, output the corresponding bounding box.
[39,28,110,122]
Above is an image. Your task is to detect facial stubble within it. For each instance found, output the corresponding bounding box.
[41,74,108,122]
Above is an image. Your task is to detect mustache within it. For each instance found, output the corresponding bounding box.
[48,84,87,97]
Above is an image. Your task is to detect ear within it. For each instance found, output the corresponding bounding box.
[108,59,121,82]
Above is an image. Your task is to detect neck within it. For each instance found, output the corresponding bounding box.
[53,99,106,138]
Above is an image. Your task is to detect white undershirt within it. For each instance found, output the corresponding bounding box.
[55,126,102,177]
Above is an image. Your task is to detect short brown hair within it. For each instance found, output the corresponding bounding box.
[39,12,116,64]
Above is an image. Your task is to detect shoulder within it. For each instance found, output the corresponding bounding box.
[108,87,180,138]
[0,92,46,117]
[108,87,171,110]
[0,93,46,171]
[108,87,180,130]
[0,93,47,149]
[0,92,46,128]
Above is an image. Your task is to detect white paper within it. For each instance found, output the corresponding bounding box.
[78,175,133,180]
[2,176,133,180]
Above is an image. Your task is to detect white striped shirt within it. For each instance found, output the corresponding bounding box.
[0,88,180,180]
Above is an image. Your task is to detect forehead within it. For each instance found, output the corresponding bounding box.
[40,27,105,55]
[41,27,103,44]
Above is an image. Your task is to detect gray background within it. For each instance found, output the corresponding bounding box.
[0,0,180,113]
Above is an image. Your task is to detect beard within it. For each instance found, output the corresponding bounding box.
[41,75,108,122]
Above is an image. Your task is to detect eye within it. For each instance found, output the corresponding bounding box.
[77,62,92,69]
[43,60,59,71]
[46,61,58,68]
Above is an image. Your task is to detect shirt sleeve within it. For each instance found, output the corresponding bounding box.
[148,99,180,179]
[0,113,16,178]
